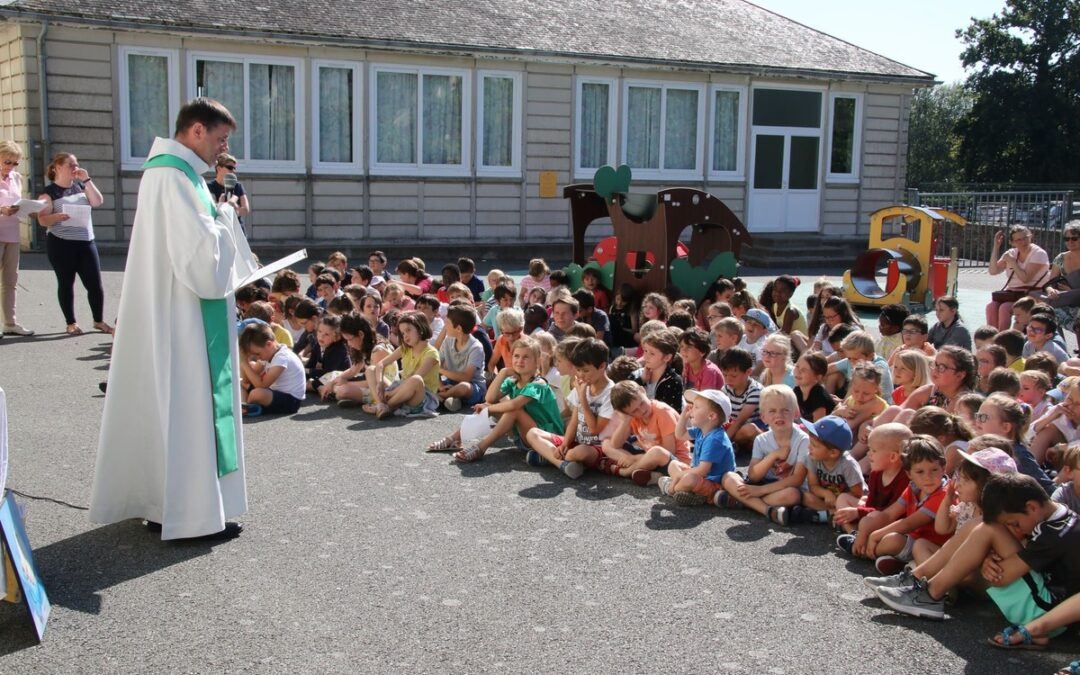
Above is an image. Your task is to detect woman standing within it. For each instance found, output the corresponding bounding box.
[0,140,32,336]
[927,296,971,350]
[985,225,1050,331]
[36,153,112,335]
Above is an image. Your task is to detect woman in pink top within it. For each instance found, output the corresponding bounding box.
[986,225,1050,330]
[0,140,32,336]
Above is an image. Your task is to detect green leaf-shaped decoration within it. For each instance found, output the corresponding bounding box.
[563,263,585,292]
[671,254,737,302]
[583,260,615,292]
[592,164,632,201]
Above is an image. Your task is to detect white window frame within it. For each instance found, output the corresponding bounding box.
[118,46,180,169]
[187,51,306,174]
[311,59,363,174]
[826,91,863,183]
[707,84,748,181]
[620,79,706,182]
[573,76,617,180]
[476,70,522,178]
[368,63,472,177]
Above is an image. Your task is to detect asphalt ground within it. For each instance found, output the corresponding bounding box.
[0,253,1076,674]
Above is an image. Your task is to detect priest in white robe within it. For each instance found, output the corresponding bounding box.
[91,98,257,540]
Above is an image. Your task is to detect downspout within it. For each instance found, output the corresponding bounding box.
[33,19,48,249]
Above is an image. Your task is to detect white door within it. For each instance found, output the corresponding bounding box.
[748,128,821,233]
[746,87,825,233]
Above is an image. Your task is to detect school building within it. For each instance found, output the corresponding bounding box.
[0,0,935,259]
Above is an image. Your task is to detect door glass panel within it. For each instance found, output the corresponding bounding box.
[753,135,784,189]
[789,136,819,190]
[752,89,821,128]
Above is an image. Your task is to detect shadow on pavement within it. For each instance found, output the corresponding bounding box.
[0,521,222,656]
[643,502,716,530]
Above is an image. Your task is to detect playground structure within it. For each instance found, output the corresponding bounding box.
[563,165,752,302]
[842,205,967,308]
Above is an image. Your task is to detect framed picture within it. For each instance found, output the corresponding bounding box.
[0,492,50,640]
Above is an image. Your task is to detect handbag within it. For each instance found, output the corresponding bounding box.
[991,268,1048,304]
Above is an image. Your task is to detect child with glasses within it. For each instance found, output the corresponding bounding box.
[1022,312,1070,363]
[887,314,935,365]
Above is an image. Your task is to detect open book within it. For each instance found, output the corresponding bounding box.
[229,249,307,294]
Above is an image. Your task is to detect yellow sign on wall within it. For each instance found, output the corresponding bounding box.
[538,171,558,198]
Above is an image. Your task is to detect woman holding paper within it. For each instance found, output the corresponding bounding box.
[0,140,33,336]
[36,152,112,336]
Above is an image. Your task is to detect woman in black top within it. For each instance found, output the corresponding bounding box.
[35,153,112,335]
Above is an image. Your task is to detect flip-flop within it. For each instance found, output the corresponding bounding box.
[426,436,460,453]
[242,403,263,418]
[66,324,84,336]
[988,624,1047,650]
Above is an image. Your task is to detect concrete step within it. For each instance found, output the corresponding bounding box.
[740,234,866,269]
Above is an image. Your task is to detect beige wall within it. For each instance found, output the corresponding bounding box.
[1,19,921,249]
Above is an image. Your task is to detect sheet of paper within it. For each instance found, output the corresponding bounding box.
[9,198,46,211]
[230,249,307,294]
[61,204,92,230]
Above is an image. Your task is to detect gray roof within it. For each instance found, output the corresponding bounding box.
[2,0,935,82]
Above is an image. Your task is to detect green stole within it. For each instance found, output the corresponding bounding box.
[142,153,238,477]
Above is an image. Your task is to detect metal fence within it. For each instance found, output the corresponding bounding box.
[907,189,1077,268]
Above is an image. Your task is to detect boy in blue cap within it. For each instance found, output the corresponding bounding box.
[797,415,866,524]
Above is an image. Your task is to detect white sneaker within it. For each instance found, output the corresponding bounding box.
[443,396,462,412]
[657,476,673,496]
[3,323,33,336]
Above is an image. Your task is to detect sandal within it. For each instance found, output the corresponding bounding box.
[988,624,1047,650]
[767,506,790,526]
[1058,661,1080,675]
[374,403,392,420]
[453,443,485,463]
[426,436,460,453]
[66,323,84,336]
[242,403,263,418]
[94,321,115,335]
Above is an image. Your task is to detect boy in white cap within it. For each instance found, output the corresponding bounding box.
[738,307,772,371]
[660,389,735,506]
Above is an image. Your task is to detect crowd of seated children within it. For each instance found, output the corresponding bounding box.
[244,256,1080,665]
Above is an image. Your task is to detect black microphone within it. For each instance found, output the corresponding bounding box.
[223,173,237,201]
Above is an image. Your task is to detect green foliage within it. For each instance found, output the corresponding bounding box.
[955,0,1080,183]
[906,83,972,188]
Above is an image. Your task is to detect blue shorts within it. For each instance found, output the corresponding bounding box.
[264,390,302,415]
[441,377,486,406]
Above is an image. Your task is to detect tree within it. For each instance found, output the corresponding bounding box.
[906,83,972,189]
[955,0,1080,183]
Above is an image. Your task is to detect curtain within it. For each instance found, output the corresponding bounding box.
[627,86,660,169]
[830,97,856,174]
[664,89,697,170]
[127,54,169,158]
[482,76,514,167]
[198,60,245,158]
[376,71,417,164]
[713,90,739,173]
[422,74,462,165]
[318,67,353,164]
[579,82,609,169]
[249,63,295,161]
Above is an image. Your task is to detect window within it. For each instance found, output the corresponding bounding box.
[189,53,304,172]
[574,77,616,178]
[477,71,522,176]
[118,46,179,167]
[827,92,862,182]
[312,60,362,172]
[708,85,747,180]
[621,80,705,180]
[369,64,471,176]
[752,88,823,128]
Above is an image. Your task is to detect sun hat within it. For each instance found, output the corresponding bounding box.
[684,389,732,421]
[801,415,853,452]
[956,447,1017,475]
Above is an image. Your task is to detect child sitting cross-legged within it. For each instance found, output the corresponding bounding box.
[329,312,397,407]
[720,347,764,450]
[834,423,911,546]
[437,305,488,412]
[679,327,725,391]
[238,322,306,416]
[428,335,564,461]
[307,314,352,395]
[719,384,809,525]
[600,380,690,486]
[837,435,950,577]
[658,389,736,506]
[793,351,836,421]
[799,415,865,524]
[525,338,614,479]
[363,311,440,419]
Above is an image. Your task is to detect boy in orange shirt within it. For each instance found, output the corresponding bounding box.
[601,380,690,486]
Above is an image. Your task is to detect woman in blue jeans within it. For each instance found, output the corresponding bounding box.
[35,153,112,336]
